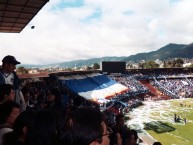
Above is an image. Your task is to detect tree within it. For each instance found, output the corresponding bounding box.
[86,66,92,70]
[174,58,184,67]
[66,68,73,71]
[16,66,29,74]
[166,60,172,68]
[169,58,184,67]
[138,62,145,69]
[175,58,184,64]
[93,63,100,70]
[143,61,159,68]
[163,61,167,68]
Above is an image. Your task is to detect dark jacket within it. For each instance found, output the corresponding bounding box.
[0,69,26,111]
[0,69,20,90]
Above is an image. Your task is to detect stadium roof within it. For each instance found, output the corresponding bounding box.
[0,0,49,33]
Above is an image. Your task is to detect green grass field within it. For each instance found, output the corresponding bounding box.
[146,99,193,145]
[126,98,193,145]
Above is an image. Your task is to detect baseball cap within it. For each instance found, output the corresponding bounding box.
[2,55,21,65]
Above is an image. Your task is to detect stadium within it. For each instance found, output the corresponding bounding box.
[17,62,193,145]
[1,1,193,145]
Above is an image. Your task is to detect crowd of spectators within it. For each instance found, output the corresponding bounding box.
[150,78,193,99]
[109,74,149,94]
[0,73,146,145]
[6,56,193,145]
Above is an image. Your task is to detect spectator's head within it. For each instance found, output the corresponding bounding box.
[0,101,20,127]
[152,142,162,145]
[59,107,110,145]
[124,129,138,145]
[3,110,35,145]
[47,87,62,104]
[0,84,15,103]
[13,110,34,138]
[30,88,38,100]
[115,114,124,127]
[25,110,58,145]
[2,55,20,73]
[21,86,30,103]
[109,128,122,145]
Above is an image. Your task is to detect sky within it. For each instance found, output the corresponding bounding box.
[1,0,193,65]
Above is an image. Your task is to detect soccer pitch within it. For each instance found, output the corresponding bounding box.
[125,98,193,145]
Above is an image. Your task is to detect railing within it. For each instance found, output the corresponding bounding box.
[153,77,179,98]
[183,74,193,86]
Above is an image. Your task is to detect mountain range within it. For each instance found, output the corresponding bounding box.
[20,42,193,68]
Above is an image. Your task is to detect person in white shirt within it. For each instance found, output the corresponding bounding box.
[0,55,26,111]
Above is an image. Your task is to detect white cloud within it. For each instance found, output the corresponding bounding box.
[1,0,193,64]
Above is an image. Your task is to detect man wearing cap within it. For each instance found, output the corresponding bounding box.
[0,55,26,111]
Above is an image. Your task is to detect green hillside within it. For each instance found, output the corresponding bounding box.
[123,43,187,62]
[58,56,127,68]
[20,42,193,68]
